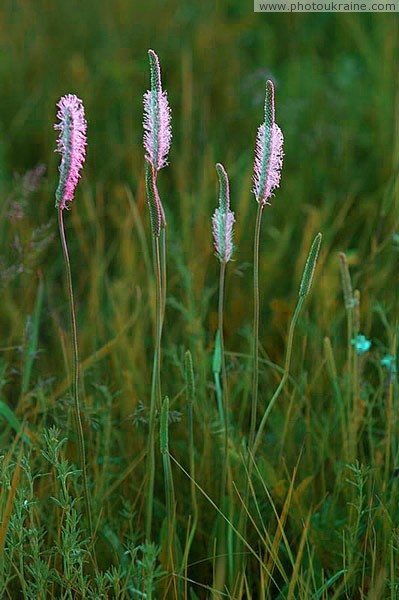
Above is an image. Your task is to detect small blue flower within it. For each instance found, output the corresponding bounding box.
[351,334,371,355]
[381,354,397,373]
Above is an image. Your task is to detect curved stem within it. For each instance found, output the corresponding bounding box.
[252,296,304,456]
[57,208,93,538]
[249,203,264,449]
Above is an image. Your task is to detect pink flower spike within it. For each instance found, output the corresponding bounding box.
[253,80,284,205]
[143,49,172,171]
[54,94,87,210]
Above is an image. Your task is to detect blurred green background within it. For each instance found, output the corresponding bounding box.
[1,5,398,365]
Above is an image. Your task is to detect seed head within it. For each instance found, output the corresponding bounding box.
[212,163,235,263]
[54,94,87,210]
[143,49,172,171]
[253,80,284,205]
[299,233,322,297]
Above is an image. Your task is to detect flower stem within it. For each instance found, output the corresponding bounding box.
[145,234,163,541]
[252,296,304,456]
[215,259,232,592]
[181,351,198,578]
[236,202,264,581]
[154,237,163,408]
[162,451,177,592]
[57,208,93,538]
[218,261,229,497]
[160,227,167,326]
[249,202,264,449]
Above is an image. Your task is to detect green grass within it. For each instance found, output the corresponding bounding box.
[1,5,399,598]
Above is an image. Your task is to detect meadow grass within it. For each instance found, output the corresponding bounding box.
[1,5,399,598]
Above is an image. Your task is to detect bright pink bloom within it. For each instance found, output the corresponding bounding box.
[54,94,87,210]
[143,49,172,171]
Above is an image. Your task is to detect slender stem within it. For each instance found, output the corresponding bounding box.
[324,337,347,458]
[237,202,264,579]
[160,227,167,326]
[249,203,264,449]
[57,208,93,538]
[218,262,228,417]
[181,360,198,574]
[145,235,163,541]
[162,453,177,593]
[188,422,198,531]
[385,334,397,482]
[215,261,230,593]
[145,398,156,542]
[252,297,304,456]
[218,261,229,496]
[235,296,305,582]
[345,304,354,459]
[188,402,197,518]
[154,237,163,407]
[347,312,353,383]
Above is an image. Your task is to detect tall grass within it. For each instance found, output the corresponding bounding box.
[0,7,399,599]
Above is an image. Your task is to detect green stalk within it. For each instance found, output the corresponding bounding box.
[145,235,163,541]
[217,261,229,495]
[253,232,322,455]
[384,334,397,482]
[339,252,354,455]
[324,336,347,457]
[249,203,264,449]
[154,236,163,406]
[182,351,198,566]
[160,398,177,594]
[213,333,224,424]
[57,208,93,538]
[252,297,304,456]
[237,202,264,579]
[215,260,231,593]
[351,290,360,461]
[218,261,229,434]
[236,233,321,581]
[160,227,167,325]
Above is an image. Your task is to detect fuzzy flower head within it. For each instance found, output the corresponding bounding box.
[143,49,172,172]
[212,163,235,263]
[253,80,284,205]
[54,94,87,210]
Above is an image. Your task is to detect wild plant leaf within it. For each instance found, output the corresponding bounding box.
[313,569,348,599]
[0,399,30,445]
